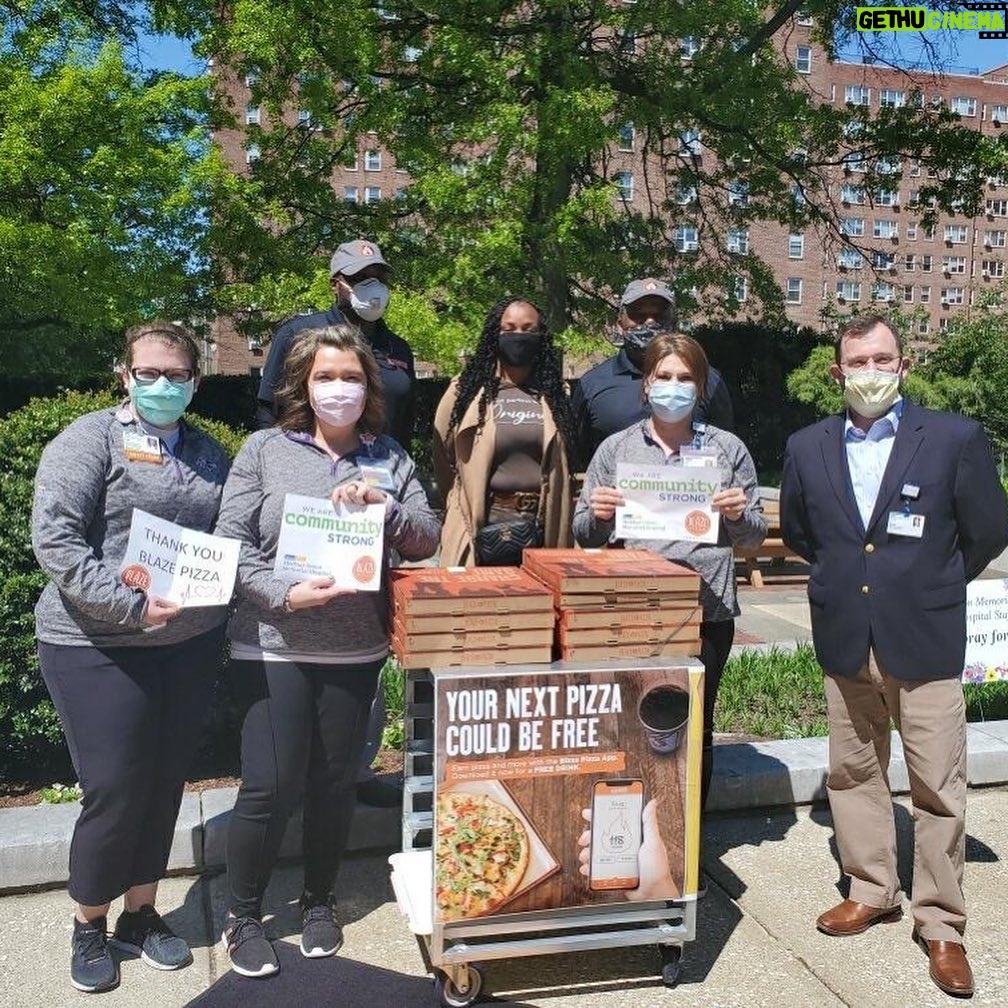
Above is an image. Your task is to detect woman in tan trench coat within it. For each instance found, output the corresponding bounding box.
[433,298,576,567]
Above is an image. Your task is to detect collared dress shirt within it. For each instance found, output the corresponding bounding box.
[844,397,904,529]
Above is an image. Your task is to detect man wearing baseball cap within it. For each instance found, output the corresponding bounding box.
[256,239,416,450]
[570,277,734,469]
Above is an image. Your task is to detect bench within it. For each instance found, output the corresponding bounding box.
[736,488,806,587]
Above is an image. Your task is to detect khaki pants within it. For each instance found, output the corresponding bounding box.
[823,651,967,942]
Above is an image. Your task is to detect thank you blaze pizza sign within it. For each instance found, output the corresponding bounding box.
[433,660,704,923]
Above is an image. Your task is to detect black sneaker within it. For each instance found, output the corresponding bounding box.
[110,904,193,970]
[70,916,119,993]
[221,913,279,978]
[299,893,343,959]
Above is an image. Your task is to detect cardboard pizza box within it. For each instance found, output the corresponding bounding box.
[558,604,703,629]
[522,548,700,597]
[393,644,554,670]
[392,620,555,652]
[557,620,702,647]
[558,640,700,661]
[391,566,554,617]
[557,590,699,610]
[395,608,556,634]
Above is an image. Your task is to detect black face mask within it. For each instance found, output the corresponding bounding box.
[498,331,541,368]
[621,323,662,355]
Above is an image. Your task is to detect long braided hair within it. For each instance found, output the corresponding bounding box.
[448,298,576,459]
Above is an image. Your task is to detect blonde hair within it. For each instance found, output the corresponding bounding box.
[640,332,709,401]
[275,325,385,434]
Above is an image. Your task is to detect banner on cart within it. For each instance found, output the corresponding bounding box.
[963,579,1008,683]
[433,664,703,922]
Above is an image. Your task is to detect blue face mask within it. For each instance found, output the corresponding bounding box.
[648,379,697,423]
[130,376,194,426]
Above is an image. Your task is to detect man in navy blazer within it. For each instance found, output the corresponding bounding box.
[781,315,1007,999]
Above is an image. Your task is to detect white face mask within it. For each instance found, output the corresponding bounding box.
[348,278,389,321]
[310,379,366,428]
[842,368,901,419]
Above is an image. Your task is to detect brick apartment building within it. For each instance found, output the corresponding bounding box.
[210,26,1008,377]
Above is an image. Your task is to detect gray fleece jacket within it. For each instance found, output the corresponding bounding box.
[215,428,440,661]
[32,406,232,647]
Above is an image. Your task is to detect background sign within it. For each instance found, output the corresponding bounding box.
[963,578,1008,683]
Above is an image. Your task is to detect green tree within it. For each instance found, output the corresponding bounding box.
[0,9,234,376]
[168,1,1006,353]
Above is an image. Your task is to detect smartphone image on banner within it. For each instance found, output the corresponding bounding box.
[589,778,644,891]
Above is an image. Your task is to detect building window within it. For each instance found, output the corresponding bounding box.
[344,186,358,202]
[984,229,1007,247]
[906,222,917,240]
[836,281,862,302]
[871,250,896,271]
[875,189,899,206]
[941,287,965,305]
[245,105,261,126]
[919,285,931,303]
[733,276,748,302]
[909,159,921,177]
[991,104,1008,124]
[788,233,805,258]
[795,46,811,73]
[617,123,635,152]
[841,217,865,237]
[951,96,977,117]
[791,184,806,205]
[874,219,898,239]
[876,157,902,175]
[244,69,259,87]
[922,224,936,240]
[879,88,905,108]
[364,186,382,203]
[843,151,867,173]
[942,255,967,275]
[297,109,314,128]
[982,259,1005,278]
[786,277,803,303]
[987,198,1008,217]
[918,318,930,334]
[615,171,634,200]
[674,226,699,252]
[844,85,871,106]
[679,128,702,156]
[676,184,697,205]
[727,181,749,207]
[903,285,914,303]
[921,254,933,272]
[904,254,915,271]
[944,225,969,244]
[907,190,920,208]
[245,143,261,164]
[840,184,865,205]
[939,318,948,331]
[364,149,382,171]
[727,228,749,254]
[837,248,864,269]
[618,30,637,54]
[872,282,895,302]
[343,149,359,170]
[680,36,699,59]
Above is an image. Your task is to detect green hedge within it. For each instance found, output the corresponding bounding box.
[0,390,249,780]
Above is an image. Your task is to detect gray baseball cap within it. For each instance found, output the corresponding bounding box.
[620,277,675,306]
[329,239,391,277]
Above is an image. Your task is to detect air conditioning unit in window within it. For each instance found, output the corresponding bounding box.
[984,238,993,247]
[994,116,1002,126]
[887,263,897,273]
[982,268,991,278]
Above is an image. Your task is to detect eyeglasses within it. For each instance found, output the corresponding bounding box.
[841,355,901,372]
[130,367,195,385]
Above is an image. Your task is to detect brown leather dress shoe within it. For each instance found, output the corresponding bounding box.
[914,932,974,998]
[816,898,902,936]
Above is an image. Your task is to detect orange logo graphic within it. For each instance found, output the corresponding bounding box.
[684,511,711,537]
[360,243,374,256]
[353,556,376,583]
[121,564,152,591]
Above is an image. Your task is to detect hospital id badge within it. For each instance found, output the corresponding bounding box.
[679,446,720,468]
[358,462,396,491]
[887,511,925,538]
[123,429,162,464]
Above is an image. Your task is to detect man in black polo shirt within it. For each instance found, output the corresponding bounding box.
[571,278,734,470]
[257,239,415,808]
[256,238,416,446]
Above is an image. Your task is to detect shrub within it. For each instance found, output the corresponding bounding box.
[0,389,246,780]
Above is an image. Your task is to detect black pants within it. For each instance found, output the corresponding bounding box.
[225,658,382,919]
[700,618,735,811]
[38,628,223,906]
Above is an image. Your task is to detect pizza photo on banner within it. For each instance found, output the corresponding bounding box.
[433,663,703,922]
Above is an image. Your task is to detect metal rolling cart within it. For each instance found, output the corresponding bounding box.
[389,658,703,1007]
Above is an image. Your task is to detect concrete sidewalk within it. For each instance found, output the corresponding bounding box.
[3,788,1006,1007]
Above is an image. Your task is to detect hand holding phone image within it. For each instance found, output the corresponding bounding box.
[578,790,675,902]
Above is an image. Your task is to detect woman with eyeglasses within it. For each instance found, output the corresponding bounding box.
[433,297,576,567]
[31,321,232,993]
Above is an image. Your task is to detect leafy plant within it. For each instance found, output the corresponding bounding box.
[39,782,82,804]
[381,657,406,751]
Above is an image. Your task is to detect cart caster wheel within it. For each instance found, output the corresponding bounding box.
[435,966,483,1007]
[659,945,683,988]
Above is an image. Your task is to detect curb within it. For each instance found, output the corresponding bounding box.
[3,721,1007,893]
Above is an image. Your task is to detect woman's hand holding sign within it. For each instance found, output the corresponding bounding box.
[588,485,626,523]
[711,486,746,521]
[142,596,180,627]
[332,480,393,513]
[285,577,354,611]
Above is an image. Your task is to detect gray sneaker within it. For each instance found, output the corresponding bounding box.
[110,905,193,970]
[70,916,119,993]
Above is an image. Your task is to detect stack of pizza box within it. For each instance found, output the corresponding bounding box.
[521,548,703,662]
[390,566,555,669]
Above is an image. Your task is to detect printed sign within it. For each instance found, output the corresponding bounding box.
[273,493,384,591]
[614,463,725,543]
[433,661,703,923]
[119,509,239,607]
[963,579,1008,683]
